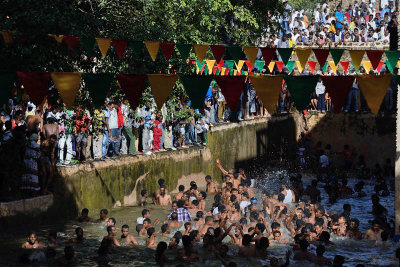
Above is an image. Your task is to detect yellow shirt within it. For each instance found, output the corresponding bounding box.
[328,24,336,33]
[289,39,297,48]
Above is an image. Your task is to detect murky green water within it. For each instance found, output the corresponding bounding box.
[0,175,397,266]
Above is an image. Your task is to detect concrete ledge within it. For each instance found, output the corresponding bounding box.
[0,194,54,217]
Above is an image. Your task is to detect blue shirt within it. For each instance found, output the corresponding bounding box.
[335,11,344,29]
[381,8,390,16]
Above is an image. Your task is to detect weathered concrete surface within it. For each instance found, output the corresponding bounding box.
[396,94,400,234]
[0,194,53,217]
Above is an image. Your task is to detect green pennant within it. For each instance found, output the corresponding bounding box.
[393,75,400,85]
[385,51,400,72]
[241,70,246,75]
[225,60,235,69]
[215,69,221,76]
[322,62,327,72]
[179,75,213,109]
[195,59,205,73]
[277,48,293,65]
[0,72,16,106]
[226,46,243,64]
[128,40,144,58]
[229,69,234,76]
[284,75,319,111]
[176,43,192,60]
[82,73,114,107]
[330,49,344,65]
[255,60,265,72]
[203,64,209,75]
[80,36,96,57]
[386,60,394,73]
[286,61,295,73]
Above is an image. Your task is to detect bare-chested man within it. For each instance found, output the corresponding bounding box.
[22,232,44,249]
[158,185,172,206]
[205,175,219,194]
[40,134,57,194]
[154,179,169,204]
[364,220,383,240]
[42,117,59,140]
[120,225,138,246]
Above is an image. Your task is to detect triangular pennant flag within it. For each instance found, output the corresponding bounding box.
[64,36,80,50]
[80,36,96,57]
[112,39,128,59]
[385,51,400,72]
[330,49,344,65]
[116,74,147,111]
[195,60,205,74]
[221,68,226,76]
[340,61,350,73]
[328,61,338,73]
[255,60,265,72]
[350,60,360,71]
[233,70,238,76]
[52,34,63,44]
[51,72,81,109]
[176,43,192,60]
[250,75,283,114]
[226,46,243,63]
[128,40,144,58]
[236,60,245,73]
[215,76,246,111]
[210,45,225,63]
[277,48,293,65]
[362,61,372,73]
[217,60,224,69]
[307,61,317,73]
[243,46,259,67]
[296,61,304,73]
[276,61,284,72]
[386,60,394,73]
[144,41,160,61]
[357,74,392,114]
[398,61,400,69]
[193,44,209,63]
[312,49,330,68]
[284,75,319,111]
[366,50,384,69]
[0,72,16,105]
[286,61,295,73]
[205,60,216,75]
[296,48,311,70]
[82,73,113,107]
[321,76,355,113]
[376,61,384,73]
[96,38,112,58]
[179,75,213,109]
[349,50,365,70]
[147,74,178,109]
[159,42,175,61]
[17,72,50,106]
[322,62,328,72]
[225,60,235,69]
[245,60,253,72]
[1,31,13,44]
[268,61,275,72]
[261,48,276,66]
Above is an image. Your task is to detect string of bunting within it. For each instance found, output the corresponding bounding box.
[1,72,397,115]
[2,32,399,73]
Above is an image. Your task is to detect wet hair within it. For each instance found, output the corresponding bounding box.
[234,203,240,211]
[75,227,83,235]
[242,192,249,199]
[230,195,237,202]
[250,211,259,221]
[177,200,185,208]
[184,222,191,229]
[271,222,281,230]
[121,225,129,230]
[100,209,108,215]
[248,227,255,233]
[333,255,345,266]
[160,184,166,189]
[143,218,151,224]
[196,211,203,219]
[242,234,252,246]
[161,224,169,233]
[155,242,167,262]
[299,239,309,251]
[256,223,266,233]
[316,244,326,256]
[205,216,213,223]
[174,231,182,240]
[108,217,116,225]
[192,200,199,206]
[147,227,155,237]
[315,218,324,227]
[257,237,269,249]
[319,231,331,242]
[205,175,212,180]
[303,209,311,218]
[350,218,360,226]
[233,173,239,178]
[190,181,196,187]
[106,226,114,233]
[189,230,199,241]
[158,179,165,186]
[239,218,248,225]
[226,182,233,188]
[178,185,185,192]
[136,224,144,233]
[278,193,285,202]
[206,227,215,235]
[296,219,305,229]
[218,205,226,213]
[200,191,207,199]
[141,189,147,197]
[81,208,89,214]
[273,230,281,236]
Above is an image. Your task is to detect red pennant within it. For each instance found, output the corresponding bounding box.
[17,72,50,106]
[159,42,175,61]
[225,69,230,76]
[116,74,147,111]
[275,61,284,72]
[213,66,218,75]
[245,60,253,71]
[112,39,128,59]
[366,50,384,69]
[260,48,276,66]
[215,76,246,111]
[249,72,254,76]
[217,60,224,69]
[376,61,384,73]
[312,49,330,68]
[321,76,355,113]
[64,36,80,50]
[340,61,350,73]
[210,45,226,63]
[307,61,317,73]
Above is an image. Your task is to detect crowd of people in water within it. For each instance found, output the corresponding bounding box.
[19,149,399,266]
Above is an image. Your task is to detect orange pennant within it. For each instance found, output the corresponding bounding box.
[96,38,112,58]
[243,46,259,67]
[193,44,209,63]
[147,74,178,109]
[144,41,160,61]
[51,72,82,109]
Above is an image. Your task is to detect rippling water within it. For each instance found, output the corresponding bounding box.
[0,169,397,266]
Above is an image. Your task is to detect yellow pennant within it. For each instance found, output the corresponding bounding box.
[1,30,13,44]
[357,74,392,114]
[397,60,400,69]
[296,48,311,70]
[243,46,259,67]
[296,61,304,73]
[349,50,365,70]
[147,74,178,109]
[362,61,372,73]
[250,75,283,114]
[233,70,238,76]
[221,67,226,76]
[205,60,216,75]
[236,60,245,73]
[268,61,275,72]
[328,61,338,73]
[96,38,112,58]
[48,34,63,43]
[51,72,82,109]
[144,41,160,61]
[193,44,209,63]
